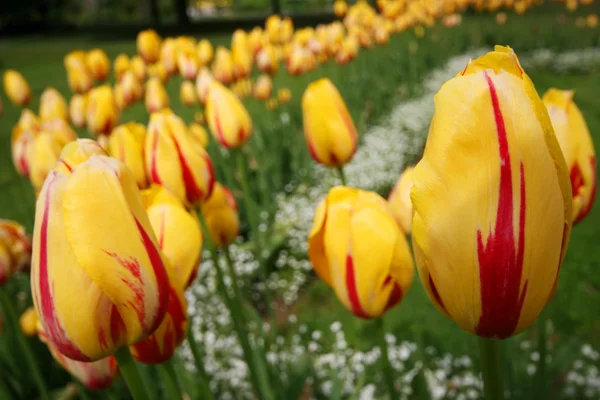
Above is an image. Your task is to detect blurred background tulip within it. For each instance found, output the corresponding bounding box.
[20,306,39,337]
[201,183,240,248]
[160,38,178,76]
[108,122,148,189]
[277,87,292,104]
[212,46,234,85]
[86,49,110,82]
[120,71,144,107]
[65,51,93,94]
[180,80,197,106]
[388,166,415,234]
[254,74,273,101]
[39,88,68,122]
[256,45,279,75]
[29,130,72,193]
[145,77,170,113]
[195,67,213,106]
[131,55,147,81]
[86,85,120,136]
[197,39,214,66]
[177,46,199,80]
[69,94,88,128]
[3,70,31,107]
[205,80,252,149]
[113,53,131,81]
[189,123,209,148]
[0,220,31,284]
[137,29,162,64]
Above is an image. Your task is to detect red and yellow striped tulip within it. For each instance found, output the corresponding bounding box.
[3,70,31,107]
[145,111,215,206]
[0,220,31,285]
[254,74,273,101]
[131,56,147,82]
[411,46,573,339]
[205,81,253,149]
[137,29,162,64]
[11,114,38,178]
[195,68,213,106]
[86,49,110,82]
[212,47,234,85]
[39,88,68,122]
[177,46,199,80]
[180,80,197,106]
[31,139,170,361]
[29,130,71,193]
[86,85,120,136]
[145,78,170,114]
[388,166,415,234]
[201,183,240,248]
[197,39,214,66]
[302,78,358,167]
[69,94,88,128]
[256,45,279,75]
[113,54,131,82]
[543,89,596,224]
[108,123,148,189]
[308,186,414,318]
[189,123,209,148]
[121,71,144,107]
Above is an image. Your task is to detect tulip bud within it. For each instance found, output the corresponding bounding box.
[3,70,31,107]
[176,46,198,80]
[65,52,93,94]
[266,15,282,44]
[334,0,348,17]
[277,88,292,104]
[121,71,144,106]
[195,68,213,106]
[31,139,170,361]
[114,54,131,82]
[148,63,168,83]
[202,183,240,248]
[108,123,148,189]
[86,85,120,136]
[388,167,414,234]
[40,88,68,122]
[180,80,197,106]
[543,89,596,224]
[232,32,252,80]
[309,187,414,318]
[411,46,573,339]
[145,78,170,114]
[254,74,273,101]
[161,38,178,76]
[205,81,253,149]
[302,78,358,167]
[130,56,147,81]
[189,123,209,148]
[197,39,214,66]
[114,84,126,111]
[0,220,32,285]
[256,45,279,75]
[137,29,162,64]
[287,46,316,76]
[29,130,70,193]
[86,49,110,82]
[212,47,234,85]
[11,111,40,177]
[20,307,39,337]
[145,111,215,206]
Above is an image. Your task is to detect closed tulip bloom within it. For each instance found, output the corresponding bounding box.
[212,47,234,85]
[29,130,70,193]
[411,46,573,339]
[67,67,93,95]
[195,68,213,106]
[113,54,130,82]
[254,74,273,101]
[121,71,144,106]
[256,45,279,75]
[180,80,197,106]
[108,123,148,189]
[302,78,358,167]
[189,123,209,148]
[113,84,126,111]
[3,70,31,106]
[543,89,596,224]
[145,78,169,114]
[287,46,316,75]
[334,0,348,17]
[205,80,253,149]
[39,88,68,122]
[148,63,168,83]
[375,27,390,45]
[86,85,120,136]
[130,56,147,81]
[11,110,41,177]
[0,220,32,285]
[266,15,282,43]
[197,39,214,66]
[41,118,78,146]
[177,46,199,80]
[20,307,39,337]
[160,38,178,76]
[31,139,170,361]
[309,187,414,318]
[202,183,240,248]
[86,49,110,82]
[70,94,88,128]
[141,185,202,288]
[137,29,162,64]
[145,111,215,206]
[277,88,292,104]
[388,166,414,234]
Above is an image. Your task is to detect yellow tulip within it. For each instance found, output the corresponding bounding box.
[145,111,215,206]
[11,110,40,178]
[131,56,148,81]
[113,53,131,82]
[287,46,316,75]
[20,307,39,337]
[145,77,170,114]
[411,46,573,339]
[39,88,68,122]
[3,70,31,106]
[0,220,31,285]
[86,85,120,136]
[302,78,358,167]
[189,123,209,148]
[543,89,596,224]
[266,97,278,110]
[256,45,279,75]
[113,84,126,111]
[40,118,78,146]
[108,123,148,189]
[266,15,282,44]
[69,94,88,128]
[334,0,348,17]
[65,52,93,94]
[137,29,162,64]
[205,80,253,149]
[29,130,71,193]
[231,32,253,80]
[201,183,240,248]
[248,27,264,55]
[309,187,414,318]
[587,14,599,28]
[148,63,168,83]
[31,139,170,361]
[86,49,110,82]
[388,166,414,234]
[254,74,273,101]
[160,38,179,76]
[212,46,234,85]
[177,46,199,80]
[195,68,213,106]
[197,39,214,66]
[121,71,144,107]
[277,88,292,104]
[280,17,294,43]
[180,80,197,106]
[374,26,390,44]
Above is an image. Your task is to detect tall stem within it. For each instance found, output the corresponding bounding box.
[113,347,151,400]
[186,324,215,400]
[0,288,49,400]
[479,338,504,400]
[374,318,398,399]
[336,166,347,186]
[235,149,261,247]
[157,359,183,400]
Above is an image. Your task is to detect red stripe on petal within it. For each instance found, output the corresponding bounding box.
[149,129,162,185]
[213,106,229,148]
[345,254,369,318]
[475,72,528,339]
[573,156,596,224]
[428,274,447,313]
[169,132,205,205]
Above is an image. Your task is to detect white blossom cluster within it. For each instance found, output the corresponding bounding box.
[523,48,600,75]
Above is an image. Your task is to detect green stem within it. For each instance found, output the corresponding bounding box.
[336,166,347,186]
[113,347,150,400]
[374,318,398,399]
[0,375,13,400]
[478,338,504,400]
[536,318,547,397]
[235,149,261,246]
[186,324,215,400]
[157,359,183,400]
[75,381,92,400]
[0,288,49,400]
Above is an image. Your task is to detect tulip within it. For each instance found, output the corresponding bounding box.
[145,111,215,206]
[205,80,253,149]
[31,138,170,361]
[20,307,38,337]
[137,29,162,64]
[256,45,279,75]
[65,52,93,94]
[287,46,316,76]
[197,39,214,66]
[180,80,197,106]
[248,27,264,55]
[266,98,278,111]
[302,78,358,167]
[141,185,202,288]
[189,123,209,148]
[254,74,273,101]
[201,183,240,248]
[411,46,573,340]
[86,85,120,136]
[114,54,131,82]
[148,63,168,83]
[388,167,414,234]
[11,111,40,178]
[108,123,148,189]
[195,67,213,106]
[308,186,414,318]
[3,70,31,106]
[0,220,32,285]
[39,88,68,122]
[41,118,78,146]
[69,94,88,128]
[121,71,144,106]
[29,130,71,193]
[277,88,292,104]
[543,89,596,224]
[131,56,148,81]
[177,46,199,80]
[212,47,234,85]
[374,27,390,45]
[145,78,170,113]
[161,38,178,76]
[334,0,348,17]
[114,84,126,111]
[266,15,282,44]
[86,49,110,82]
